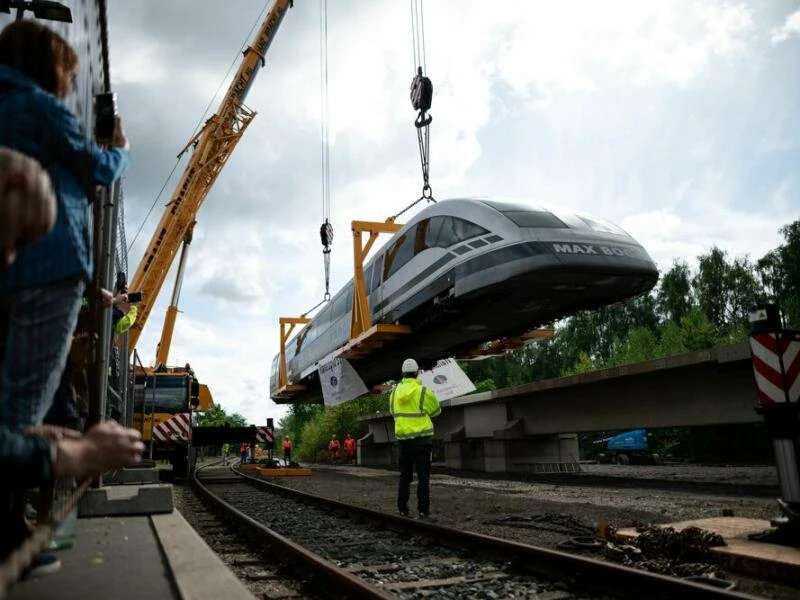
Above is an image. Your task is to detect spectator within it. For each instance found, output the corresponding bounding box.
[0,142,141,570]
[0,146,56,266]
[3,420,144,490]
[0,19,131,575]
[0,19,131,429]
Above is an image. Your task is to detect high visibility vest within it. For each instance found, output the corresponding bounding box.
[344,438,356,453]
[282,439,292,450]
[389,378,441,440]
[115,305,138,334]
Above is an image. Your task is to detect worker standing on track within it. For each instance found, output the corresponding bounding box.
[390,358,441,519]
[282,435,292,466]
[344,433,356,465]
[328,434,340,464]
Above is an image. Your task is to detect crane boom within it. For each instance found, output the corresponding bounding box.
[127,0,293,355]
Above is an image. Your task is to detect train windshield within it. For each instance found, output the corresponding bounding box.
[134,375,188,413]
[479,199,568,228]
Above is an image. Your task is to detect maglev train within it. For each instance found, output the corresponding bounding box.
[270,197,659,404]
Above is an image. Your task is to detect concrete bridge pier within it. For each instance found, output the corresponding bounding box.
[443,419,580,473]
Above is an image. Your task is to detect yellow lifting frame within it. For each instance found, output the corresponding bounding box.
[350,219,402,340]
[277,316,311,393]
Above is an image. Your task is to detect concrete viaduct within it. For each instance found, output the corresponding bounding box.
[357,342,761,473]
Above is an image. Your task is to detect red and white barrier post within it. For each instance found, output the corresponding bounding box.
[748,304,800,545]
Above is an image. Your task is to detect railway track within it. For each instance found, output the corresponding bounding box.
[191,463,763,600]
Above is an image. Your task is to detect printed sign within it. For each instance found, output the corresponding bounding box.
[551,243,641,258]
[318,358,369,406]
[418,358,476,401]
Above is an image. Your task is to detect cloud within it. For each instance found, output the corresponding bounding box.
[770,9,800,44]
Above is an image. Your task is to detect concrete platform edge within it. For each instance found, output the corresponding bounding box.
[151,510,257,600]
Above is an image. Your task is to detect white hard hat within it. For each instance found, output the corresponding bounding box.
[402,358,419,374]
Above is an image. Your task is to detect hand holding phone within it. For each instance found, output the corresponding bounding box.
[94,93,117,143]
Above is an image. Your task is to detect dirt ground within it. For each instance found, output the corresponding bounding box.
[268,463,796,599]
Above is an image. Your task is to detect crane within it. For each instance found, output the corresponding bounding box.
[128,0,294,362]
[125,0,294,475]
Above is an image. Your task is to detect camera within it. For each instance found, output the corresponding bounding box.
[94,92,117,143]
[126,291,143,304]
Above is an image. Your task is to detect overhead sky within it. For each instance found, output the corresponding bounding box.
[106,0,800,426]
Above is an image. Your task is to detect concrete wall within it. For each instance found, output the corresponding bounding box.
[464,403,507,438]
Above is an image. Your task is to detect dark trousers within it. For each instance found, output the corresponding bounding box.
[397,440,432,515]
[283,449,291,465]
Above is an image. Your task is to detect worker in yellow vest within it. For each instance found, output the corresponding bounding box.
[389,358,441,519]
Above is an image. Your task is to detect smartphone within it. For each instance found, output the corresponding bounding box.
[126,291,143,304]
[95,92,117,142]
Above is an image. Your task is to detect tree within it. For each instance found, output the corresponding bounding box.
[776,221,800,327]
[693,247,730,332]
[692,248,760,334]
[195,404,247,427]
[277,403,324,448]
[657,261,693,323]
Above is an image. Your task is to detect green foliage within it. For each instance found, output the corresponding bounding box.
[195,404,247,427]
[277,404,324,448]
[295,398,371,461]
[473,378,497,393]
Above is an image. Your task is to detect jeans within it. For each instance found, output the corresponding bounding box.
[397,440,433,515]
[0,277,84,560]
[0,277,85,429]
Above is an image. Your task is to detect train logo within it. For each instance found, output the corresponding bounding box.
[433,374,448,384]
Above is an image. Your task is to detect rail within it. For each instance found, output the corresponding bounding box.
[192,462,394,599]
[193,462,760,600]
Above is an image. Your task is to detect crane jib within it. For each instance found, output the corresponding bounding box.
[127,0,294,355]
[231,0,292,105]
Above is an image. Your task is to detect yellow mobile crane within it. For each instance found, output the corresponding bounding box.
[126,0,294,473]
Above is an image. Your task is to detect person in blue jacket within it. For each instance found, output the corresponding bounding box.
[0,19,131,430]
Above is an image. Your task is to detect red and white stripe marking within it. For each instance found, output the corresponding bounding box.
[152,413,191,443]
[750,332,800,404]
[256,426,274,443]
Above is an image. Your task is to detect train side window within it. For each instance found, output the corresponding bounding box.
[383,227,417,280]
[427,216,488,249]
[271,355,279,377]
[363,259,373,293]
[331,292,350,321]
[424,216,446,249]
[369,254,384,292]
